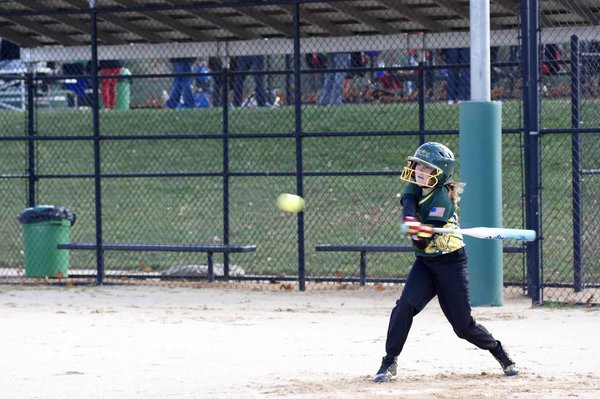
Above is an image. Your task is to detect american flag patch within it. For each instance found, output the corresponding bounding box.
[429,207,445,217]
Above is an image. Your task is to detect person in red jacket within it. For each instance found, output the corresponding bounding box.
[99,59,124,110]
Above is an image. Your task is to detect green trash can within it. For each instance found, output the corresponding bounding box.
[114,68,131,110]
[17,205,76,278]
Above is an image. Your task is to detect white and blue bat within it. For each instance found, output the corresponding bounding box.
[401,225,537,242]
[432,227,536,241]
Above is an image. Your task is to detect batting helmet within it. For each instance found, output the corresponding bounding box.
[400,142,455,187]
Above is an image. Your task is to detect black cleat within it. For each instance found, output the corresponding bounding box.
[372,355,397,382]
[490,341,519,376]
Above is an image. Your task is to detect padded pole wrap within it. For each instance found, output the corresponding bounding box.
[459,101,503,306]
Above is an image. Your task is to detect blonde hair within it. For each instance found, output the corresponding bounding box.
[446,181,465,206]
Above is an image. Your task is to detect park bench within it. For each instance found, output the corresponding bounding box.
[57,242,256,282]
[315,244,525,286]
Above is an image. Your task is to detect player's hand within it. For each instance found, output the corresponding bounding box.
[402,216,421,236]
[416,224,434,238]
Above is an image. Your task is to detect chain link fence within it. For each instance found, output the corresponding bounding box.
[540,1,600,304]
[0,1,597,304]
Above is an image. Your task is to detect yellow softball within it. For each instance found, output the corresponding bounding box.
[276,193,305,213]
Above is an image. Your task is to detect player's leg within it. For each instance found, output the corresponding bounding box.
[489,340,519,376]
[432,248,519,376]
[373,258,436,382]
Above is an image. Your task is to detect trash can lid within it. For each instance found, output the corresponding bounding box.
[17,205,76,226]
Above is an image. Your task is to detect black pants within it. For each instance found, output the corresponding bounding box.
[385,248,497,357]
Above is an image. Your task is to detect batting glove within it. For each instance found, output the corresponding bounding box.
[402,216,421,236]
[416,224,434,238]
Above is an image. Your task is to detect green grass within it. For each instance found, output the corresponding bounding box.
[0,99,595,286]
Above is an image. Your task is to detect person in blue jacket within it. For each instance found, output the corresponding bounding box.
[165,58,195,109]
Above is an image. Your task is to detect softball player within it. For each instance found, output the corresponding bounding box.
[373,142,518,383]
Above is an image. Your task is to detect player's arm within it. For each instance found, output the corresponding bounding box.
[401,190,447,248]
[400,191,433,249]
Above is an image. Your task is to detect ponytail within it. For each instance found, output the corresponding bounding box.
[446,181,465,206]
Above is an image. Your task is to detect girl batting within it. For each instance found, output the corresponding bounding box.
[373,142,518,382]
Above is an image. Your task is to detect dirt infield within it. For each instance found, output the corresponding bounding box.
[0,285,598,399]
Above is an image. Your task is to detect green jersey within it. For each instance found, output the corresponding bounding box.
[403,183,464,257]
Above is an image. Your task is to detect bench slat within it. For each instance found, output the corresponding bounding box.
[316,244,412,252]
[57,242,256,253]
[315,244,526,286]
[57,242,256,283]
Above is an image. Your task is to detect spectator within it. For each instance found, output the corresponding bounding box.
[405,49,419,96]
[341,52,368,103]
[582,41,600,97]
[443,48,470,104]
[208,57,223,107]
[304,53,327,103]
[99,59,124,110]
[63,62,92,107]
[421,50,434,99]
[231,55,269,107]
[349,52,368,78]
[319,52,351,105]
[193,59,212,108]
[541,44,562,75]
[364,50,380,84]
[165,57,196,109]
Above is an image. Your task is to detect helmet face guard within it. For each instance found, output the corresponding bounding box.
[400,159,442,188]
[400,142,455,187]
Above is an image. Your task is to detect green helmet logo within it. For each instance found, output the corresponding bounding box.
[400,142,455,187]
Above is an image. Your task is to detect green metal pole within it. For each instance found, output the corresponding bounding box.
[459,101,503,306]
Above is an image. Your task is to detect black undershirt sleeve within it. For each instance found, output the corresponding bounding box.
[400,193,417,218]
[400,193,425,248]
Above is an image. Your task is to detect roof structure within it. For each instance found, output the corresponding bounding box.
[0,0,598,48]
[1,0,598,62]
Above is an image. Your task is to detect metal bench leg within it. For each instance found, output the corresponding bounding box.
[360,251,366,286]
[208,252,214,282]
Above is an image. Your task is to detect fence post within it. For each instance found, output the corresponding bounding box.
[223,63,230,279]
[26,72,36,207]
[90,1,105,285]
[571,35,582,292]
[417,61,425,145]
[292,3,305,291]
[521,0,542,304]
